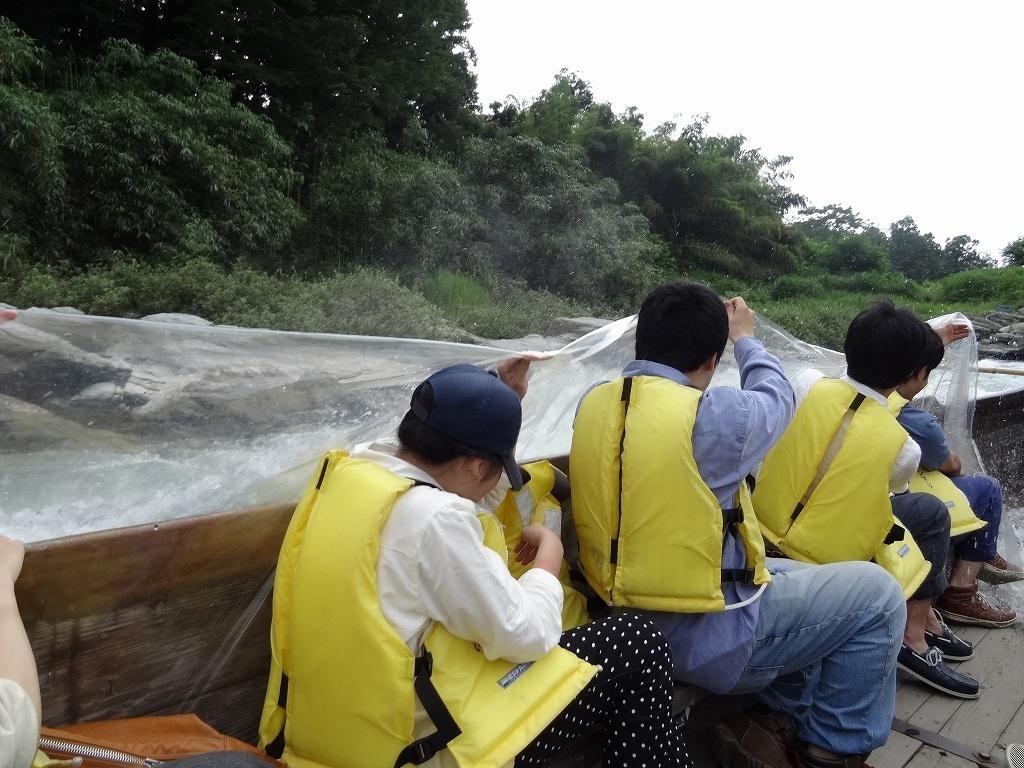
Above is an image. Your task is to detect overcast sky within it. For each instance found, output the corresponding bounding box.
[465,0,1022,259]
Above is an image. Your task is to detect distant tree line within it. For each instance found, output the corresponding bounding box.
[0,4,1020,319]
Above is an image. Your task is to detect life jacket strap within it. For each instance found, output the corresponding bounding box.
[394,648,463,767]
[721,568,756,584]
[791,391,867,521]
[610,377,634,571]
[263,674,289,758]
[722,507,744,526]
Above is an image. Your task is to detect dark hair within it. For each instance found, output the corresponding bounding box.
[635,282,728,373]
[916,327,945,375]
[397,382,503,478]
[843,300,931,388]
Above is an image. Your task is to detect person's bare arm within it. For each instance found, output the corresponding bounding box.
[514,524,564,578]
[0,535,41,720]
[938,451,962,477]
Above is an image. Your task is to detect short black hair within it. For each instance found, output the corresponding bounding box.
[917,328,945,375]
[843,301,932,389]
[397,382,502,478]
[635,282,728,373]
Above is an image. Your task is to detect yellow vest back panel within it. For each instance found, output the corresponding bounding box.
[753,378,907,563]
[570,376,769,613]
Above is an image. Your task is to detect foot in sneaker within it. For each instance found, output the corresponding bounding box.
[936,583,1016,628]
[924,609,973,661]
[978,554,1024,585]
[711,709,799,768]
[897,645,979,698]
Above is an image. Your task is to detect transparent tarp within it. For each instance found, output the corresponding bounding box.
[0,308,1018,540]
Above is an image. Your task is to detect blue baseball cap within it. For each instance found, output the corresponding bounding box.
[410,364,524,490]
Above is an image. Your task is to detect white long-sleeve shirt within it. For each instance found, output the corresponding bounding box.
[0,679,37,768]
[353,443,564,767]
[792,370,921,492]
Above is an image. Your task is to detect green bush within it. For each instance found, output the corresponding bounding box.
[770,275,823,300]
[420,270,491,313]
[934,267,1024,306]
[820,271,921,299]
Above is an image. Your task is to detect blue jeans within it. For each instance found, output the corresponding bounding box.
[951,474,1002,562]
[729,559,906,755]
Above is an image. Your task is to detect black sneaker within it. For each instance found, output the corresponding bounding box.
[924,610,974,661]
[898,645,979,699]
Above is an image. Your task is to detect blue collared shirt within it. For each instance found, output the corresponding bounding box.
[622,337,795,692]
[895,404,950,471]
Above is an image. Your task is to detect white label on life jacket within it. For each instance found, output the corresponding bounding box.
[498,661,534,688]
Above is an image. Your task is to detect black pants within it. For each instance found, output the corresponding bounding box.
[892,491,952,600]
[517,614,692,768]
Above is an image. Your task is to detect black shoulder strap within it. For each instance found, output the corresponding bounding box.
[610,376,633,567]
[393,649,463,767]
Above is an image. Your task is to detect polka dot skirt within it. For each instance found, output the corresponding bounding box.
[517,614,692,768]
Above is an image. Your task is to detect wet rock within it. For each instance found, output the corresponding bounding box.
[969,310,1024,360]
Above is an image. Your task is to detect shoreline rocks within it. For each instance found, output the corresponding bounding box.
[969,308,1024,360]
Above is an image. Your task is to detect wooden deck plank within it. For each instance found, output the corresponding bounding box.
[998,703,1024,751]
[907,628,1024,750]
[902,745,975,768]
[869,730,922,768]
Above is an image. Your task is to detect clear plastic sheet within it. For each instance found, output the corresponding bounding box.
[0,308,1016,541]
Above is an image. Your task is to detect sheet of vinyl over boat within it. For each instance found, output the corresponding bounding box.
[0,307,1020,578]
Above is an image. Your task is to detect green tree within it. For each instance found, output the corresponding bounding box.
[941,235,993,273]
[0,26,302,272]
[1001,237,1024,267]
[3,0,480,160]
[824,235,889,273]
[889,216,943,280]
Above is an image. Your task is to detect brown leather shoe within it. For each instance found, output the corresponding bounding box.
[711,710,799,768]
[978,554,1024,585]
[936,583,1016,628]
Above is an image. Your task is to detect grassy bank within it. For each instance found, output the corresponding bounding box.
[2,258,1020,349]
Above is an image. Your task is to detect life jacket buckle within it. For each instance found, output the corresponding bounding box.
[415,649,434,676]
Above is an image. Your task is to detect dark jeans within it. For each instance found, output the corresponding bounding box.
[951,474,1003,562]
[891,491,951,600]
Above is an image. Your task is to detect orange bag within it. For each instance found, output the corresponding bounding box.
[37,714,279,767]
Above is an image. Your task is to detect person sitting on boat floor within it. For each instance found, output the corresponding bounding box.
[756,301,979,701]
[1,533,42,768]
[257,362,692,768]
[893,323,1021,627]
[570,282,906,768]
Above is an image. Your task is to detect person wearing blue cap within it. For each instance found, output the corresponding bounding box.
[262,361,691,768]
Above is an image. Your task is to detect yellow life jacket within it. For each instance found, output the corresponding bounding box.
[492,460,590,630]
[752,378,930,598]
[258,451,598,768]
[886,393,987,538]
[569,375,770,613]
